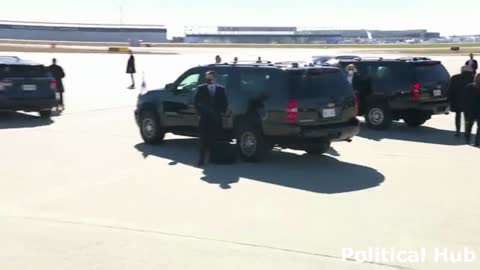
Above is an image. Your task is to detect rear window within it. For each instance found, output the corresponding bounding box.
[0,65,48,78]
[289,69,353,98]
[414,63,450,83]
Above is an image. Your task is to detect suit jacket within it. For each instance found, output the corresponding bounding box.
[448,72,474,112]
[464,83,480,118]
[466,59,478,72]
[194,84,228,120]
[48,64,66,92]
[126,55,136,74]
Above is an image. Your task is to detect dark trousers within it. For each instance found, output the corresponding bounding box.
[465,115,480,145]
[58,92,64,107]
[198,115,222,164]
[455,112,463,133]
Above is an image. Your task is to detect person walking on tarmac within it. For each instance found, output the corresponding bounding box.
[126,50,136,89]
[194,71,228,166]
[466,53,478,74]
[448,66,474,136]
[48,58,66,110]
[464,74,480,147]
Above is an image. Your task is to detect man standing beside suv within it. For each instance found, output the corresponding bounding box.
[194,71,228,166]
[448,66,474,136]
[466,53,478,74]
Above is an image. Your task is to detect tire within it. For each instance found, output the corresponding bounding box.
[39,110,52,118]
[403,112,428,127]
[235,120,268,162]
[140,110,165,144]
[306,141,331,155]
[365,102,393,130]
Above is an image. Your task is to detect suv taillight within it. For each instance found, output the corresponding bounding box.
[50,80,58,92]
[410,83,421,101]
[286,99,298,124]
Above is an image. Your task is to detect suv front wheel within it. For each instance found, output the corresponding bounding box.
[235,121,268,162]
[140,110,165,144]
[365,102,393,130]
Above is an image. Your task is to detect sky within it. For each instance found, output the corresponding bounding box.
[2,0,479,37]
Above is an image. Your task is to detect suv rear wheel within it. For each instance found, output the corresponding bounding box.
[306,141,331,155]
[365,102,392,130]
[39,110,52,118]
[140,110,165,144]
[403,112,429,127]
[235,120,268,162]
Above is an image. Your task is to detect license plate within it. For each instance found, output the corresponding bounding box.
[433,89,442,97]
[322,108,336,118]
[22,84,37,91]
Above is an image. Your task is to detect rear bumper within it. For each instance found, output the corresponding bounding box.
[0,97,57,111]
[391,100,450,115]
[269,118,360,143]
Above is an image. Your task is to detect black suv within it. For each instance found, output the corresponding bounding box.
[135,62,360,161]
[0,56,58,118]
[334,57,450,129]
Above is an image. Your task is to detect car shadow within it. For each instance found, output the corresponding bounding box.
[135,139,385,194]
[358,122,463,146]
[0,112,54,129]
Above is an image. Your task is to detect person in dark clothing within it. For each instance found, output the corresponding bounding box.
[465,53,478,74]
[447,66,474,136]
[194,71,228,166]
[126,50,136,89]
[215,55,222,64]
[463,74,480,146]
[48,58,66,110]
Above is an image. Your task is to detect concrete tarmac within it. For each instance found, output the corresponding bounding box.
[0,49,479,270]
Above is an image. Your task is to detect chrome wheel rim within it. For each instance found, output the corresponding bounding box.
[142,118,156,138]
[368,108,384,126]
[240,131,257,157]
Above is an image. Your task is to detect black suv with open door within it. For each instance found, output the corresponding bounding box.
[0,56,58,118]
[333,57,450,129]
[135,62,360,161]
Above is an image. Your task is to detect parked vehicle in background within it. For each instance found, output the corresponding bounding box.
[313,55,360,66]
[0,56,58,118]
[135,61,360,161]
[333,57,451,129]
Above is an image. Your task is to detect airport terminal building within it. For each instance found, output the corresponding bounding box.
[185,26,441,44]
[0,21,168,43]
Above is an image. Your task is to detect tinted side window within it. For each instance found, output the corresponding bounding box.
[363,63,411,90]
[289,70,353,98]
[414,63,450,83]
[239,68,276,97]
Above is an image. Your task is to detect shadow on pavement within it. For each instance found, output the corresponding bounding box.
[135,139,385,194]
[359,122,463,146]
[0,112,54,129]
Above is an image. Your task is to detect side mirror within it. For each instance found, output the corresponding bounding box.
[165,83,173,90]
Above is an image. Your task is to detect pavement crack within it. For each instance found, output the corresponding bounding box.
[2,215,414,270]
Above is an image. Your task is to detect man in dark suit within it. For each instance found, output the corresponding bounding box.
[126,50,136,89]
[194,71,228,166]
[447,66,474,136]
[48,58,66,110]
[466,53,478,74]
